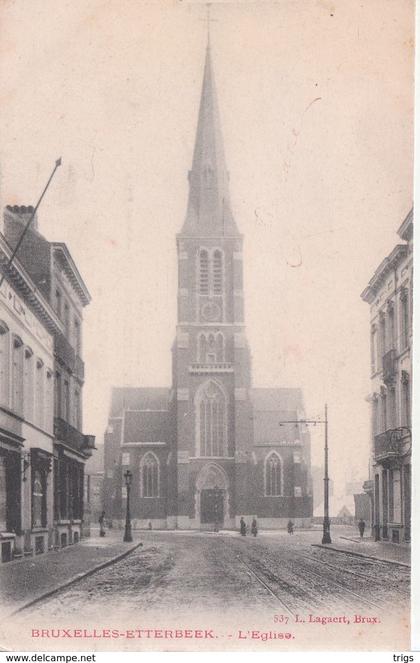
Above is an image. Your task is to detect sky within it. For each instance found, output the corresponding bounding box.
[0,0,414,496]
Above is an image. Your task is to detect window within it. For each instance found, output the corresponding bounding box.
[11,336,24,414]
[212,250,223,294]
[401,290,409,349]
[32,468,47,528]
[74,318,81,355]
[199,250,209,295]
[74,390,81,430]
[121,452,130,466]
[35,360,44,428]
[379,312,386,357]
[387,302,395,351]
[265,452,283,496]
[23,347,34,421]
[380,390,387,432]
[0,322,10,406]
[63,379,70,422]
[370,326,377,373]
[64,302,70,338]
[140,453,159,497]
[54,371,62,418]
[55,289,62,318]
[196,380,227,457]
[401,371,411,427]
[0,456,6,531]
[45,370,53,432]
[197,332,225,363]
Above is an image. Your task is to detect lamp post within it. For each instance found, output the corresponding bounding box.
[123,469,133,543]
[321,404,331,544]
[279,403,331,545]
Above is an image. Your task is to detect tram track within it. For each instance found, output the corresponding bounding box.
[232,541,386,613]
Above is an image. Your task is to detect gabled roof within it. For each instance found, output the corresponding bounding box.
[109,387,170,418]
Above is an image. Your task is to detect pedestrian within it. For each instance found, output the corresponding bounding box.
[99,511,106,537]
[148,520,152,530]
[240,516,247,536]
[287,519,294,535]
[358,518,366,539]
[251,518,258,537]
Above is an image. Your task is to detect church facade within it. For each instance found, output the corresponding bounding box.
[103,44,313,530]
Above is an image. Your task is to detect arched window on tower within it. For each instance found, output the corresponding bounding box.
[199,249,209,295]
[265,452,283,496]
[0,321,10,407]
[140,453,159,497]
[197,381,227,457]
[212,249,223,294]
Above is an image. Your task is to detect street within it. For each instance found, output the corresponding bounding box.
[1,528,410,651]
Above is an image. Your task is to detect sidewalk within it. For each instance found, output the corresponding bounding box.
[0,530,142,618]
[312,534,410,567]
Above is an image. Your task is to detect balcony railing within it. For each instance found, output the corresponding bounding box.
[54,417,96,456]
[382,348,396,384]
[374,429,403,462]
[189,362,234,374]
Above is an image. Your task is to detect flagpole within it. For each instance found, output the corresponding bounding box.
[0,158,62,288]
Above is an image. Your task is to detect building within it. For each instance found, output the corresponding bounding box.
[361,209,412,543]
[0,232,59,561]
[104,43,313,530]
[1,204,95,556]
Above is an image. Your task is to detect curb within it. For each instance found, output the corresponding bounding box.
[7,541,143,617]
[311,543,410,568]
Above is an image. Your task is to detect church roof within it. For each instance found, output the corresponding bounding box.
[122,409,171,446]
[250,388,307,446]
[250,388,304,412]
[109,387,170,418]
[181,42,239,236]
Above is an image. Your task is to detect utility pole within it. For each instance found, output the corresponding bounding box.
[321,403,331,544]
[279,403,332,545]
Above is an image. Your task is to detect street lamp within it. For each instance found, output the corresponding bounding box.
[123,469,133,543]
[279,403,331,545]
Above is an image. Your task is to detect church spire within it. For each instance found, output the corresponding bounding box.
[182,40,238,235]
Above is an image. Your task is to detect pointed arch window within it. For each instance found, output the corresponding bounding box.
[0,321,10,407]
[199,249,209,294]
[140,453,159,497]
[212,249,223,294]
[265,453,283,496]
[196,381,227,457]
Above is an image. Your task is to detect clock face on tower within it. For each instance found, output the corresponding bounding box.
[201,301,221,322]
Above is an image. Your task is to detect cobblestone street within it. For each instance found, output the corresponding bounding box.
[0,528,410,651]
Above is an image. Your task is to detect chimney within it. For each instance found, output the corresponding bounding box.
[4,204,38,232]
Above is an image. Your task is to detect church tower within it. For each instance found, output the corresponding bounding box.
[171,41,254,528]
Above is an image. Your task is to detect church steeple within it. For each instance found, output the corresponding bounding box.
[182,41,239,236]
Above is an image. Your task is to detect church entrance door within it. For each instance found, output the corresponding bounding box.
[200,488,224,525]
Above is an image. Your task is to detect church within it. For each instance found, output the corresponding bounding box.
[103,41,313,530]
